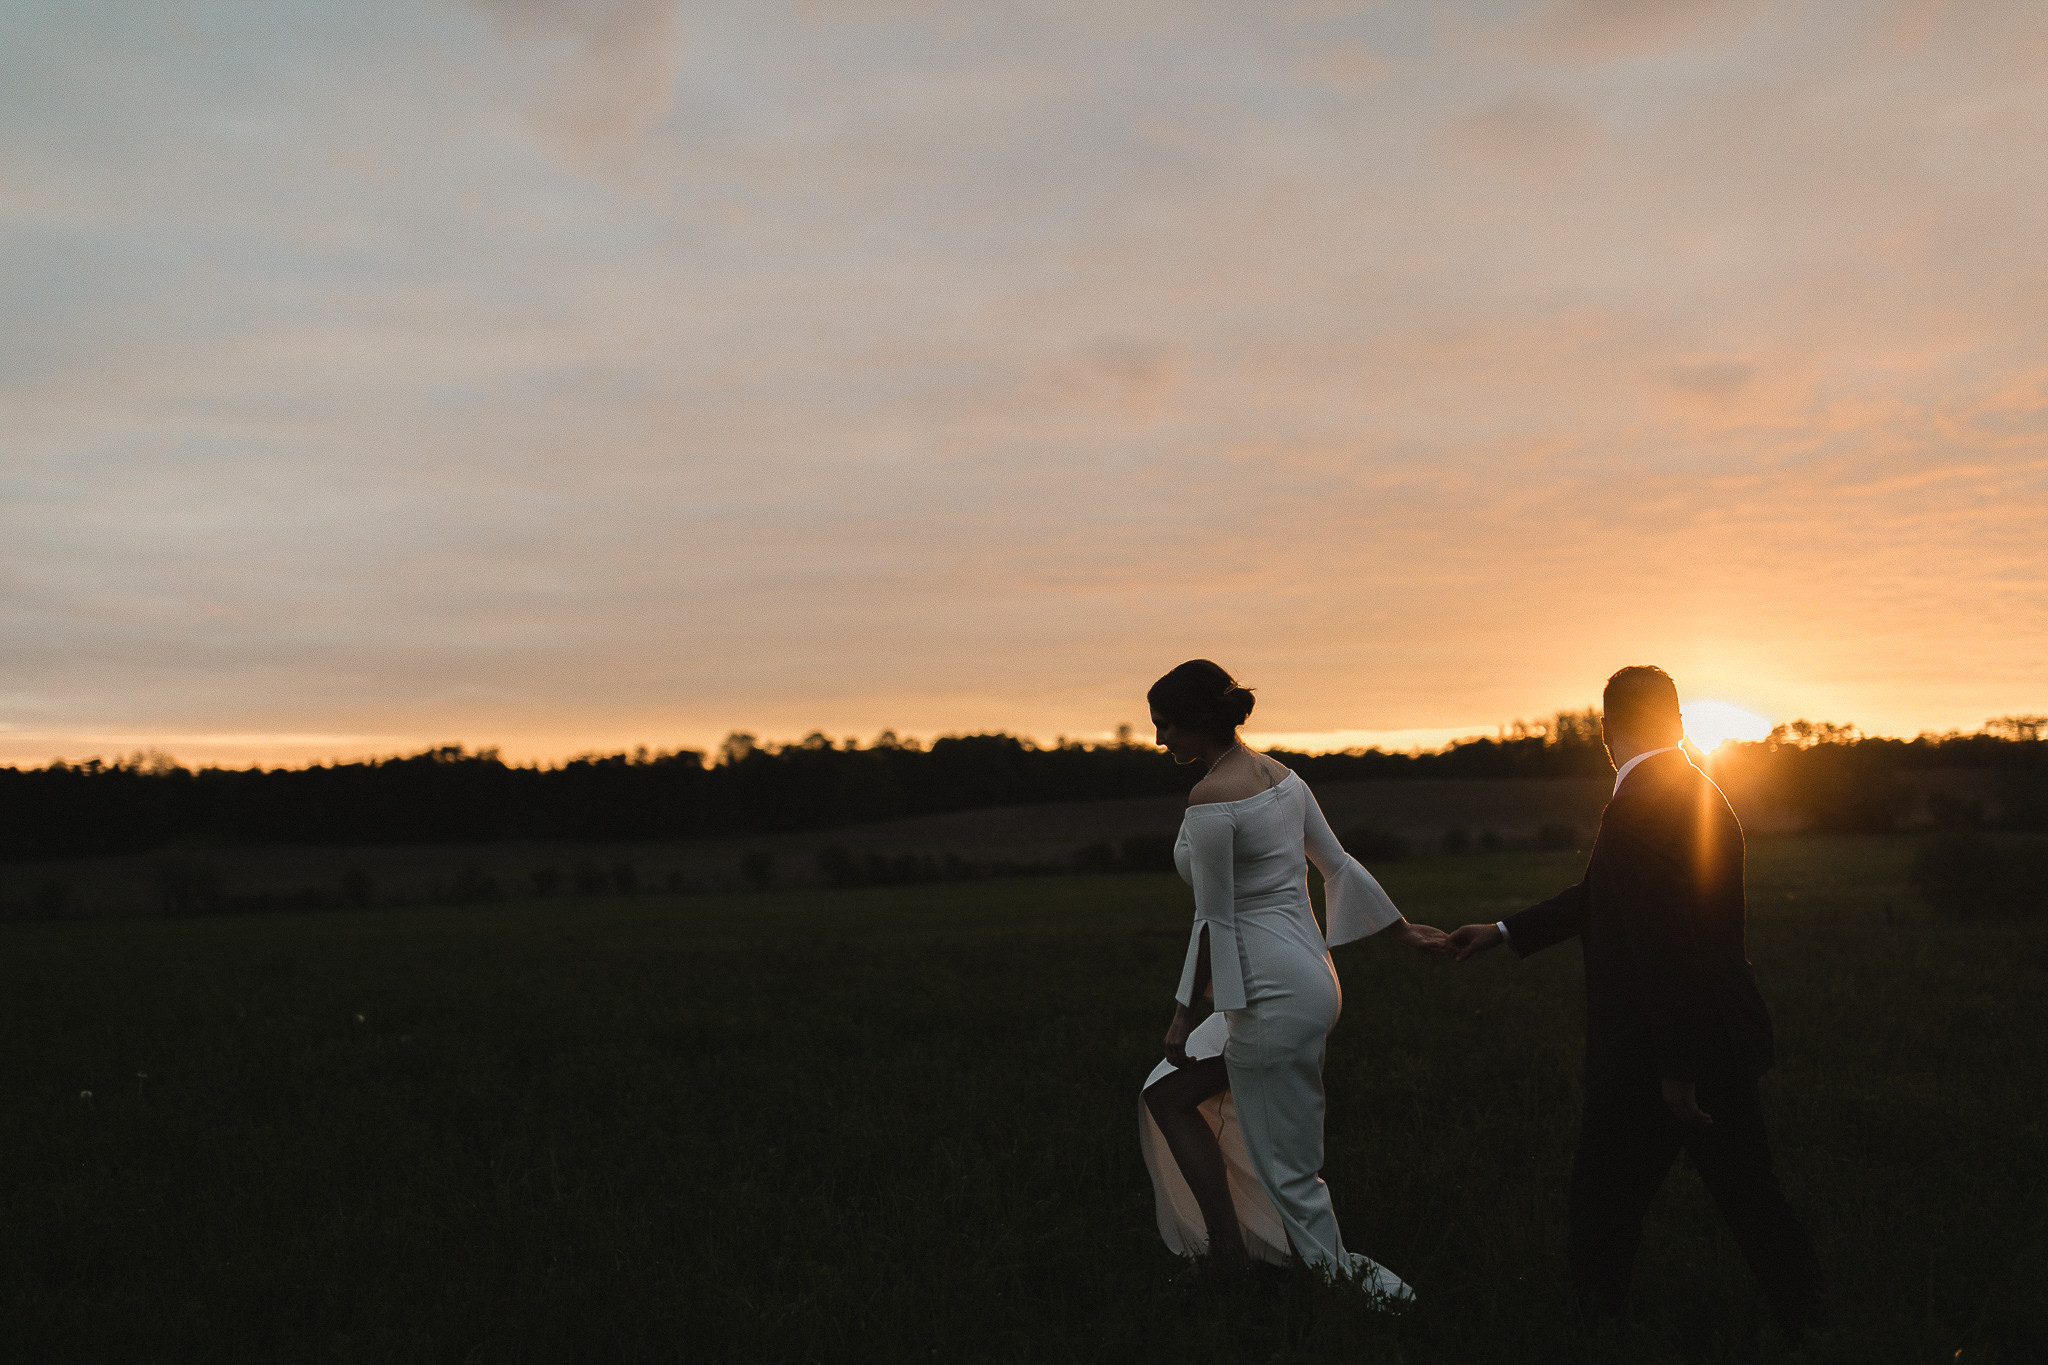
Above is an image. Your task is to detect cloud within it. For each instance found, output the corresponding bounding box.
[1663,359,1757,408]
[1879,0,1962,54]
[1438,90,1602,173]
[1314,38,1383,89]
[1524,0,1768,63]
[468,0,683,144]
[1024,339,1179,420]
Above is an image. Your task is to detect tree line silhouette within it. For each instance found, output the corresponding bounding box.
[1,712,2042,862]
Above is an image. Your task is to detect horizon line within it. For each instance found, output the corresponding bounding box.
[2,714,2037,774]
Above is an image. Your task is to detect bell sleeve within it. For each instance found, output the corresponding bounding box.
[1301,785,1403,948]
[1176,810,1247,1012]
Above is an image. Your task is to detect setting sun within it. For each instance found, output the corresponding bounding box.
[1681,700,1774,753]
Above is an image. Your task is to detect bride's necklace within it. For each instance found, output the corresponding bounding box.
[1208,741,1247,776]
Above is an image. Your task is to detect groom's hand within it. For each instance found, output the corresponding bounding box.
[1446,923,1504,962]
[1662,1078,1713,1127]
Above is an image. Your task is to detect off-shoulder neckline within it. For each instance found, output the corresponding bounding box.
[1183,768,1301,813]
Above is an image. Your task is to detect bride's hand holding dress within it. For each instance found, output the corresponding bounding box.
[1163,1002,1197,1069]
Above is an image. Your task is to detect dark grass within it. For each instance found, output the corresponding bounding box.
[3,836,2044,1364]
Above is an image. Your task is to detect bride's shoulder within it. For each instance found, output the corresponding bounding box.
[1188,755,1294,806]
[1189,767,1256,806]
[1252,752,1295,785]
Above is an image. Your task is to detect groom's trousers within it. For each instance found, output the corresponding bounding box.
[1568,1070,1823,1336]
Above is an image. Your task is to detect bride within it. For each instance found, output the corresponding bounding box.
[1138,659,1446,1298]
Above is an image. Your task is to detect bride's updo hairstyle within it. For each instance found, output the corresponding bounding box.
[1148,660,1256,743]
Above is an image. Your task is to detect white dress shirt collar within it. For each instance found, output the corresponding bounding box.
[1612,744,1683,795]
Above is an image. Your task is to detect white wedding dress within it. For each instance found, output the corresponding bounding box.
[1139,770,1415,1300]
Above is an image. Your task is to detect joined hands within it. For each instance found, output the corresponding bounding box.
[1387,920,1504,961]
[1445,922,1506,962]
[1389,920,1452,956]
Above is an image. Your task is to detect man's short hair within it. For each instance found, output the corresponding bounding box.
[1603,665,1683,746]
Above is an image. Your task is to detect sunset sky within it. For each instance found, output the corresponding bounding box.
[5,0,2045,769]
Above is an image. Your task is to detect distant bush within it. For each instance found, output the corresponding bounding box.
[1478,828,1503,852]
[814,845,857,886]
[1802,750,1909,833]
[1441,827,1471,856]
[1066,836,1178,876]
[1927,793,1985,829]
[1910,833,2046,918]
[340,866,373,907]
[861,852,922,885]
[153,853,222,915]
[740,850,776,890]
[531,865,563,897]
[1341,826,1411,862]
[1536,822,1580,851]
[610,861,638,894]
[571,859,607,894]
[445,866,501,904]
[229,887,333,914]
[816,846,1009,888]
[1071,842,1117,875]
[2001,761,2048,829]
[1119,833,1179,873]
[31,881,71,920]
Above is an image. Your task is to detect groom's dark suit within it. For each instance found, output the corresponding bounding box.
[1503,748,1822,1334]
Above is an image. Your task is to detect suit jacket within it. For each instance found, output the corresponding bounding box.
[1503,749,1774,1085]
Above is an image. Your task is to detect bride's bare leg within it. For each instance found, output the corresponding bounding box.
[1144,1056,1246,1260]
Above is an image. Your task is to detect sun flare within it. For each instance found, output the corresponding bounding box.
[1680,699,1773,752]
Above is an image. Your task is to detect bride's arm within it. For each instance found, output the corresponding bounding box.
[1164,927,1211,1066]
[1166,812,1243,1063]
[1302,787,1447,954]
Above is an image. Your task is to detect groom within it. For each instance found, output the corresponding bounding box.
[1447,666,1823,1340]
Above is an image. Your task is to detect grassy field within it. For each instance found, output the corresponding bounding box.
[3,836,2043,1364]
